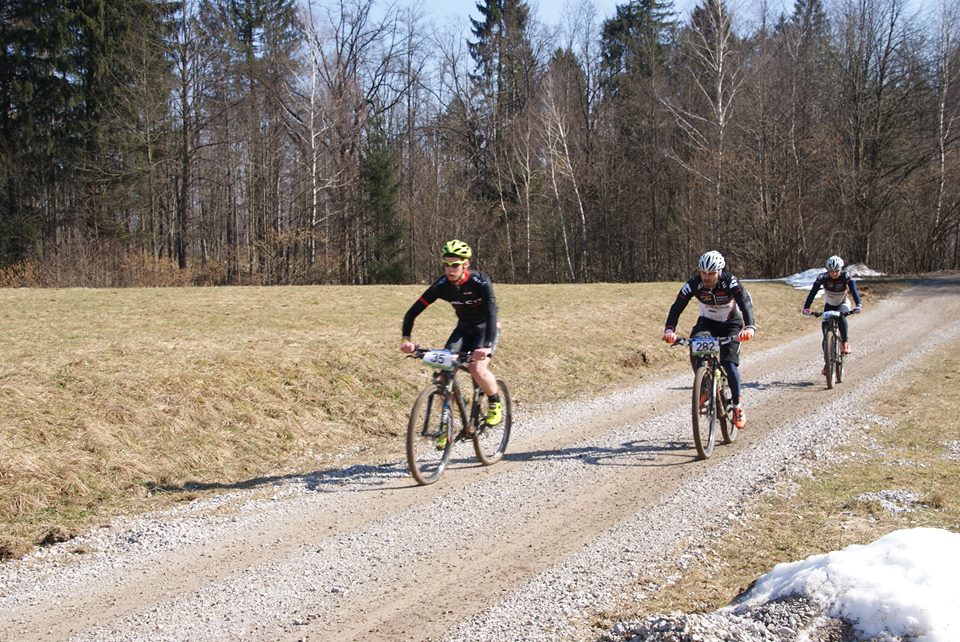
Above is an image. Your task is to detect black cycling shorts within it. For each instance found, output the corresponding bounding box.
[690,317,742,365]
[445,322,498,356]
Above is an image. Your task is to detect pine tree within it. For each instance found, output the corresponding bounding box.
[198,0,301,280]
[70,1,172,234]
[0,1,80,265]
[0,0,180,272]
[361,121,409,284]
[601,0,677,92]
[466,0,536,270]
[468,0,536,125]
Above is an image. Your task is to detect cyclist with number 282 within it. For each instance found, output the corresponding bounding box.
[801,255,862,375]
[662,251,757,430]
[400,240,503,431]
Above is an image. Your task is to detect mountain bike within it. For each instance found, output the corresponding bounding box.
[405,346,512,485]
[672,335,738,460]
[811,310,853,389]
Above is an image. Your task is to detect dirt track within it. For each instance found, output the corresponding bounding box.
[1,278,958,642]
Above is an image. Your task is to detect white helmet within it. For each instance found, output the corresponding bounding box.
[698,250,725,273]
[825,255,844,271]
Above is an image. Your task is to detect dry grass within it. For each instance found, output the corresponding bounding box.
[598,337,960,627]
[0,278,903,559]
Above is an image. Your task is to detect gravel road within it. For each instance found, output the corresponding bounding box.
[1,279,958,642]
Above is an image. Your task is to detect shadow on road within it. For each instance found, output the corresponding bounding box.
[146,461,410,496]
[742,379,817,391]
[503,439,694,468]
[670,379,817,393]
[148,436,699,498]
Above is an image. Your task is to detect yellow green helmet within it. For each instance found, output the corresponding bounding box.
[441,239,472,259]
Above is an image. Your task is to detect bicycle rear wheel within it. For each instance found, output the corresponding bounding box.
[473,378,512,465]
[692,367,717,459]
[824,332,836,389]
[406,385,454,485]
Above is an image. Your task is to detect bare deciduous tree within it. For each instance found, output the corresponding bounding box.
[663,0,747,248]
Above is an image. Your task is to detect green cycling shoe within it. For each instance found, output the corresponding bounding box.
[485,401,503,426]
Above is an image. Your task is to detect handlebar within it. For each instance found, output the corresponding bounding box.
[407,345,474,363]
[671,335,741,347]
[810,310,856,318]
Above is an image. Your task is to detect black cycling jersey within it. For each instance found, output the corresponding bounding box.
[665,271,756,332]
[402,270,499,348]
[803,270,861,309]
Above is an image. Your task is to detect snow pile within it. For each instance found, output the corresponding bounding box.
[609,528,960,642]
[783,263,885,290]
[782,268,825,289]
[731,528,960,642]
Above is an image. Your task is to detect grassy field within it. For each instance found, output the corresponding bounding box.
[594,339,960,631]
[0,278,898,559]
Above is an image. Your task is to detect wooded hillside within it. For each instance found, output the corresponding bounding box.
[1,0,957,286]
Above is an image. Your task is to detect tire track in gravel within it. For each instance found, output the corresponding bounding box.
[0,279,957,642]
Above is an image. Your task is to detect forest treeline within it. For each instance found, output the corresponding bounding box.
[1,0,958,287]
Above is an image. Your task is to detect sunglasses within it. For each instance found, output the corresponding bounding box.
[443,259,466,268]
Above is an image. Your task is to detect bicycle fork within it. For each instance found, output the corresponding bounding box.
[425,374,455,440]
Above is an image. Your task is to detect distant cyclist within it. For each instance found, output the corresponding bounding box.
[662,250,756,430]
[802,255,862,372]
[400,240,503,436]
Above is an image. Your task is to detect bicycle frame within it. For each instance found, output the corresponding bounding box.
[430,364,481,439]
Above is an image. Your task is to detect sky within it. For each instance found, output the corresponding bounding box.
[420,0,937,35]
[733,528,960,641]
[422,0,698,32]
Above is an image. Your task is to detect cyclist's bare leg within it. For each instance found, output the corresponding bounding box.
[468,359,499,396]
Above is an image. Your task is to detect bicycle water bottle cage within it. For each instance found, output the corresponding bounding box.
[689,337,719,357]
[422,349,457,371]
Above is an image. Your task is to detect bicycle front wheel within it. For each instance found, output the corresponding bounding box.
[692,367,717,459]
[835,339,844,384]
[406,385,454,485]
[473,378,512,465]
[824,332,836,389]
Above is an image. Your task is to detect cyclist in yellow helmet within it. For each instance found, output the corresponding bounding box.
[400,240,503,429]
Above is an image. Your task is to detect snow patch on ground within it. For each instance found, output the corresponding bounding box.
[781,264,885,290]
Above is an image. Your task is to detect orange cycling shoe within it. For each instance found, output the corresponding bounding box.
[733,405,746,429]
